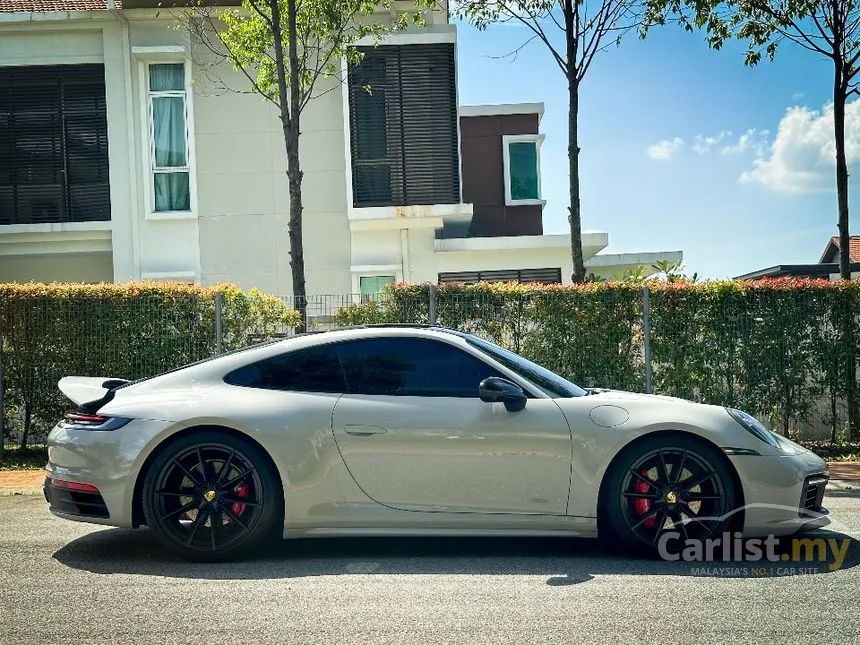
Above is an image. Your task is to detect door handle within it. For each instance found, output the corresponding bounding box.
[343,424,387,436]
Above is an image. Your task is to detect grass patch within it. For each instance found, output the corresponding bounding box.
[0,445,48,470]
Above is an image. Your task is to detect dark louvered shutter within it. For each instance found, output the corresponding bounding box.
[438,268,562,284]
[0,64,110,226]
[348,44,460,207]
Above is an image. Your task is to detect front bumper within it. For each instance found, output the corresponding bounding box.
[729,450,830,537]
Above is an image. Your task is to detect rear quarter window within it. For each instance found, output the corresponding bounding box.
[224,345,346,393]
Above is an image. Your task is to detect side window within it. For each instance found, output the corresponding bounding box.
[224,345,345,393]
[337,338,504,397]
[148,63,192,213]
[502,134,544,205]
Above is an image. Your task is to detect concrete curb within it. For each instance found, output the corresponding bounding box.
[827,479,860,492]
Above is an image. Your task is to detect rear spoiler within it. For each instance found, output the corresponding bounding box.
[58,376,131,411]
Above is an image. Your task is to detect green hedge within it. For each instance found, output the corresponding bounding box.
[5,279,857,447]
[0,282,299,448]
[334,280,860,438]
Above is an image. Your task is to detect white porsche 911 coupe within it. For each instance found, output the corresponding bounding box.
[44,325,830,561]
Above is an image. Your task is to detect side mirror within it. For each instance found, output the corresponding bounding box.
[479,377,527,412]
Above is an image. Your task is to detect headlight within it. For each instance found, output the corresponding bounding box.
[726,408,781,448]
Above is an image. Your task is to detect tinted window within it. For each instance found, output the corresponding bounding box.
[225,345,345,393]
[337,338,503,397]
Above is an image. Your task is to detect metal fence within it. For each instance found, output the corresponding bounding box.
[1,284,856,451]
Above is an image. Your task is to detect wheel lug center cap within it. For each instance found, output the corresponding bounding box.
[203,490,217,503]
[665,490,678,505]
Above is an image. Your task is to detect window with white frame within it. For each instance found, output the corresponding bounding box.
[502,134,544,206]
[148,63,191,212]
[359,275,395,301]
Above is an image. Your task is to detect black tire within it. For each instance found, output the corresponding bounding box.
[142,431,281,562]
[602,434,738,554]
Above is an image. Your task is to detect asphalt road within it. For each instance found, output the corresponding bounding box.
[2,490,860,645]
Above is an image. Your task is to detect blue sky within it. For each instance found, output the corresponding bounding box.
[454,18,859,278]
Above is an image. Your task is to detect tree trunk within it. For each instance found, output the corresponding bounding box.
[270,0,308,332]
[833,80,851,280]
[564,2,585,283]
[19,404,30,451]
[833,66,859,439]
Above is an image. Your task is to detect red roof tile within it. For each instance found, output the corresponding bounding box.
[822,235,860,263]
[0,0,121,11]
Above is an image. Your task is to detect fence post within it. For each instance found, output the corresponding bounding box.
[642,284,653,394]
[214,292,223,355]
[428,283,437,326]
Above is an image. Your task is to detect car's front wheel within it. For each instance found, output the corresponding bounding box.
[603,434,738,553]
[142,431,281,562]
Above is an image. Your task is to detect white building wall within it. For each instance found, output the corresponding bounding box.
[0,253,113,283]
[103,20,137,282]
[0,25,104,65]
[126,20,201,283]
[191,58,351,295]
[406,228,440,282]
[192,59,280,292]
[351,230,402,268]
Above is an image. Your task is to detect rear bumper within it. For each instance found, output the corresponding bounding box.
[45,417,174,528]
[43,477,110,519]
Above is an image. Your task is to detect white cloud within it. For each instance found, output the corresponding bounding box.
[720,128,769,156]
[693,131,730,154]
[740,102,860,193]
[690,129,768,156]
[647,137,684,160]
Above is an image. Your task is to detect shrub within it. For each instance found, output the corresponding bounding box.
[0,282,299,448]
[332,279,860,436]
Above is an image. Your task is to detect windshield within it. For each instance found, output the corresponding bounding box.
[459,333,587,398]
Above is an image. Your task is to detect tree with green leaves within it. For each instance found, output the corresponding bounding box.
[645,0,856,280]
[455,0,645,282]
[186,0,428,328]
[645,0,860,439]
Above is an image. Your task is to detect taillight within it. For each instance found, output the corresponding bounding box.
[50,479,100,493]
[61,412,132,431]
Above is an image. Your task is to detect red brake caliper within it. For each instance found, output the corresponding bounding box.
[633,469,656,528]
[230,483,250,518]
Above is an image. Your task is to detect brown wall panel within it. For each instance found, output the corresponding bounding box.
[460,112,543,237]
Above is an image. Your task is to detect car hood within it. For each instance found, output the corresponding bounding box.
[585,389,697,406]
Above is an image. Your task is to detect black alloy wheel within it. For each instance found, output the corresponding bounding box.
[603,435,738,552]
[142,431,280,561]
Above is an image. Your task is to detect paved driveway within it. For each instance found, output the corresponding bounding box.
[1,491,860,645]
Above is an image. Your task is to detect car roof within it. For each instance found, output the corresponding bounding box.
[268,325,468,351]
[126,326,474,392]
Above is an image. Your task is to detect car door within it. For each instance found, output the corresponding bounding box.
[330,336,572,515]
[222,343,349,486]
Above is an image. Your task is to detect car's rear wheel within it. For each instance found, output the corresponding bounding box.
[603,434,738,553]
[142,431,280,562]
